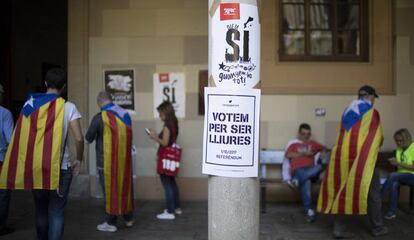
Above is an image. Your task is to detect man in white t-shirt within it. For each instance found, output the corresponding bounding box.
[30,68,84,240]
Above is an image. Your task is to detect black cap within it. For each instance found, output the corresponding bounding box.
[358,85,378,98]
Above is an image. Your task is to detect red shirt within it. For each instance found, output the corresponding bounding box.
[287,140,324,173]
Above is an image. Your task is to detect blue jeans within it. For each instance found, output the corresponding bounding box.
[32,169,72,240]
[292,165,323,212]
[160,174,181,213]
[97,168,133,225]
[382,172,414,213]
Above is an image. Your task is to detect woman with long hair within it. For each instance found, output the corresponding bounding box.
[147,101,182,220]
[382,128,414,220]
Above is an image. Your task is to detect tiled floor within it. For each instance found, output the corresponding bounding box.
[4,192,414,240]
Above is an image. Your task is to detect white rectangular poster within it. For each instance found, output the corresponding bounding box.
[202,87,261,177]
[153,73,186,118]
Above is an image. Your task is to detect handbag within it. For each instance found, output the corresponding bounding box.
[157,143,182,176]
[156,125,182,176]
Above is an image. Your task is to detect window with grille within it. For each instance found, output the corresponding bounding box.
[279,0,369,62]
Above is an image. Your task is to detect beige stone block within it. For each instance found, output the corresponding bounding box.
[396,8,414,36]
[176,120,204,148]
[267,121,301,149]
[88,64,105,118]
[67,65,88,107]
[130,0,185,9]
[135,148,158,177]
[89,37,129,64]
[129,37,184,64]
[396,0,414,8]
[184,64,208,93]
[155,64,186,73]
[68,0,88,65]
[89,0,130,37]
[134,92,155,120]
[376,94,411,122]
[184,0,207,8]
[296,96,353,122]
[132,120,157,148]
[179,148,204,178]
[156,9,208,36]
[396,64,414,94]
[261,95,298,121]
[132,64,157,92]
[411,37,414,65]
[396,36,411,65]
[260,122,269,149]
[184,36,208,64]
[102,9,157,37]
[185,93,204,120]
[325,121,340,148]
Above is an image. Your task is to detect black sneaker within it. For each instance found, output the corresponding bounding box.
[371,226,388,237]
[383,211,396,220]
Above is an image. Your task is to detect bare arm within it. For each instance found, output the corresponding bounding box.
[149,127,170,147]
[69,119,84,175]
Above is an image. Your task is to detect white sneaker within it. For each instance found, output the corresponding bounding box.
[125,220,135,227]
[97,222,117,232]
[156,210,175,220]
[175,208,183,215]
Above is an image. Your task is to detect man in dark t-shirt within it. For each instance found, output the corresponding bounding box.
[285,123,326,223]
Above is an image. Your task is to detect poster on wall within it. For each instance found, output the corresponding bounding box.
[202,87,261,178]
[153,73,186,118]
[210,3,261,89]
[104,69,135,111]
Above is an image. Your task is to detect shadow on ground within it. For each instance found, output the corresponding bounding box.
[4,192,414,240]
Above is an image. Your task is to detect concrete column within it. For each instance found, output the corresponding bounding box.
[209,177,260,240]
[208,1,260,239]
[67,0,90,197]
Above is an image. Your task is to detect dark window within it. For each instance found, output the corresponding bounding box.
[279,0,368,62]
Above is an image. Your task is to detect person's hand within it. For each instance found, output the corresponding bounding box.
[388,157,398,167]
[148,129,158,140]
[304,151,315,157]
[72,160,81,176]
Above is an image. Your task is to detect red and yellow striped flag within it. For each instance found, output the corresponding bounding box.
[317,101,382,215]
[0,94,65,190]
[102,108,134,215]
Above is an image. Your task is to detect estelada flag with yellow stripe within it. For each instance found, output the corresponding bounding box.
[101,103,134,215]
[317,100,383,215]
[0,93,65,190]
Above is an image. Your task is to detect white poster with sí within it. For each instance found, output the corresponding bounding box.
[210,2,260,89]
[202,87,261,178]
[153,73,186,118]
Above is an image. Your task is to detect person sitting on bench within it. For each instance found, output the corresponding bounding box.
[382,128,414,220]
[285,123,327,222]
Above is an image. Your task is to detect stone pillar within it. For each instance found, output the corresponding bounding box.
[67,0,90,197]
[208,1,260,239]
[208,177,260,240]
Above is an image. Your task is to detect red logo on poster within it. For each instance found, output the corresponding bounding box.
[220,3,240,21]
[159,73,169,83]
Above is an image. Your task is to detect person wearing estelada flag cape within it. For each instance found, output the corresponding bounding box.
[85,91,134,233]
[0,68,84,239]
[317,85,388,238]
